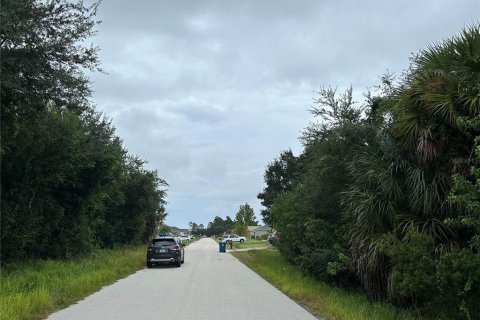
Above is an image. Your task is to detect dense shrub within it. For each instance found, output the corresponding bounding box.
[435,250,480,319]
[1,0,168,262]
[259,24,480,318]
[385,231,480,319]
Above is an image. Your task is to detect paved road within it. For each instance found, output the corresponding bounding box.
[48,238,318,320]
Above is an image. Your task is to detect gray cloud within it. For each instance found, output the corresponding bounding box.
[89,0,479,227]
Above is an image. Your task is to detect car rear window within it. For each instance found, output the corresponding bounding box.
[152,239,176,247]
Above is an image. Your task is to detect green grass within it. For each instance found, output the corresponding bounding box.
[232,239,270,250]
[232,249,421,320]
[0,246,147,320]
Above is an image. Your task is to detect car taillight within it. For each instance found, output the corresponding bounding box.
[172,245,180,251]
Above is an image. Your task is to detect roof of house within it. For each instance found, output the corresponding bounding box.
[170,227,189,234]
[247,226,259,231]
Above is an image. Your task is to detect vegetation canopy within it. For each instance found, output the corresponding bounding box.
[259,23,480,319]
[1,0,168,262]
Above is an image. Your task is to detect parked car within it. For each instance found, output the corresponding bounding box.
[147,236,184,268]
[222,234,246,243]
[267,233,277,245]
[179,235,191,242]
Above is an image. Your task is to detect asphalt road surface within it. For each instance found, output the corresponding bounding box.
[48,238,318,320]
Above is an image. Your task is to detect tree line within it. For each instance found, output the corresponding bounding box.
[258,25,480,319]
[1,0,168,262]
[189,203,258,237]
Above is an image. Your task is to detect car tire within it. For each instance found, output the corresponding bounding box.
[176,261,181,267]
[147,261,153,268]
[240,239,244,243]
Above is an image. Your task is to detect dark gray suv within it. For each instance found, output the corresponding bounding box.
[147,236,185,268]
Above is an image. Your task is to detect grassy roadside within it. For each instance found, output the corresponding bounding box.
[212,237,270,250]
[180,237,200,246]
[232,249,420,320]
[231,239,270,250]
[0,246,146,320]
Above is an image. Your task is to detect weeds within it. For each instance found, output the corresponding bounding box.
[232,249,420,320]
[0,247,146,320]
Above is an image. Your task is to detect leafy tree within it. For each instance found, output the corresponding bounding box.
[189,221,198,233]
[187,222,207,236]
[235,203,258,226]
[157,225,172,235]
[385,231,480,319]
[205,216,233,236]
[261,24,480,318]
[224,216,235,232]
[0,0,169,261]
[234,203,257,236]
[189,222,205,236]
[98,156,168,246]
[449,119,480,250]
[300,86,363,145]
[1,0,101,115]
[257,149,299,226]
[1,0,104,260]
[343,24,480,303]
[1,0,102,161]
[272,87,367,284]
[1,106,124,258]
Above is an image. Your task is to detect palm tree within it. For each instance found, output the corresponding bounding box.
[343,23,480,300]
[392,24,480,163]
[343,129,406,299]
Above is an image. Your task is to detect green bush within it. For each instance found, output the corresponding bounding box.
[435,250,480,319]
[385,232,436,304]
[385,231,480,319]
[300,248,337,280]
[259,234,269,240]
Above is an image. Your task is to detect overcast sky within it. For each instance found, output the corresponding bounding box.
[89,0,479,228]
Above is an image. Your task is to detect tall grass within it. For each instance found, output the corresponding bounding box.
[232,249,421,320]
[0,246,146,320]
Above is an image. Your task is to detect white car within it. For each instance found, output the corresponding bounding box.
[222,234,246,243]
[179,235,191,241]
